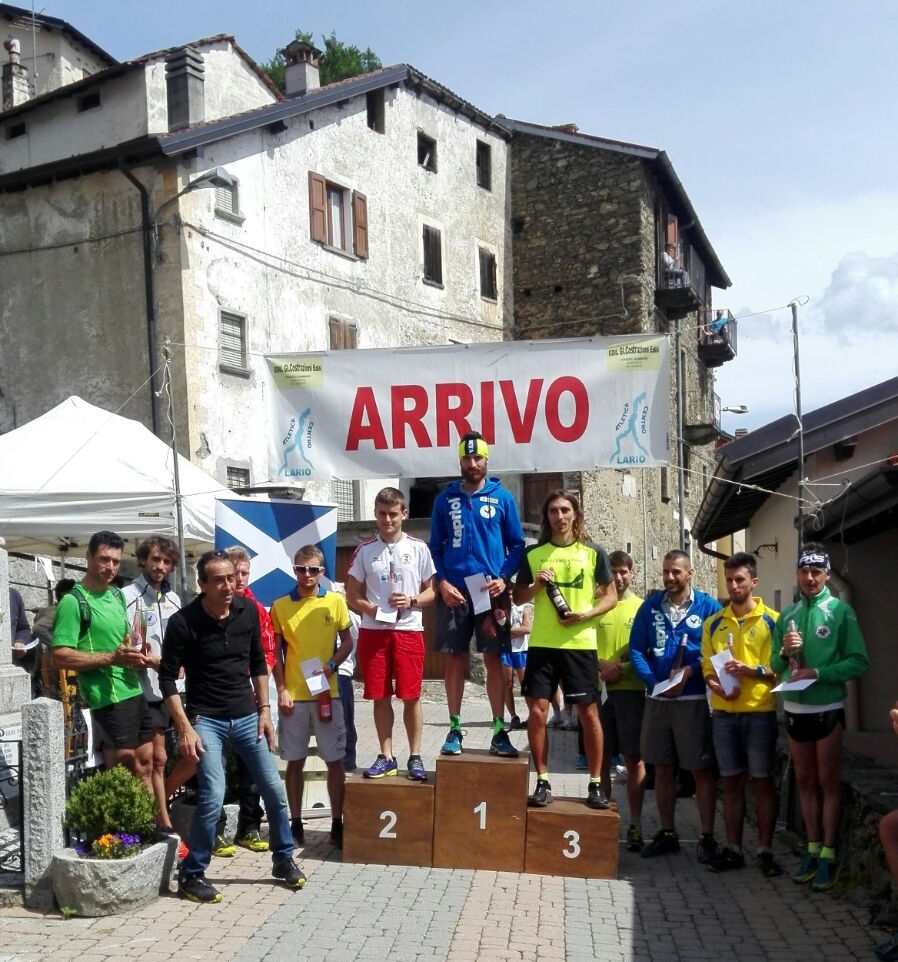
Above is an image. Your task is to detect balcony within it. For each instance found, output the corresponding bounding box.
[655,242,703,320]
[698,308,737,368]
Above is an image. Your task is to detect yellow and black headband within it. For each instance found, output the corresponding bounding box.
[458,435,489,459]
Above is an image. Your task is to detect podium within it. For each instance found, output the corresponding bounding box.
[524,798,619,879]
[343,773,435,867]
[432,749,530,872]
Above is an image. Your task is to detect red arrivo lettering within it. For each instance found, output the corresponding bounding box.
[345,387,388,450]
[391,385,432,449]
[499,379,543,442]
[480,381,495,444]
[545,376,589,441]
[435,383,473,446]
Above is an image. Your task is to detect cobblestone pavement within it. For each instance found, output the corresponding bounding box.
[0,681,890,961]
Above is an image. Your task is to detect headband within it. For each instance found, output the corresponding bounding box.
[797,549,830,572]
[459,436,489,459]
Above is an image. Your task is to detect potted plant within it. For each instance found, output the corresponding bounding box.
[51,766,177,916]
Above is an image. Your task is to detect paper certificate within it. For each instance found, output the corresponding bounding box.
[771,677,816,693]
[651,669,686,698]
[375,583,399,623]
[464,573,492,615]
[300,657,329,695]
[709,649,739,697]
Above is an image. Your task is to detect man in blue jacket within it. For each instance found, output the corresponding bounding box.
[429,432,525,758]
[629,549,722,861]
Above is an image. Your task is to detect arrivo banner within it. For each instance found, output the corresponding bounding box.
[265,335,670,481]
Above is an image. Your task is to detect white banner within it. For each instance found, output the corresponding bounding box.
[265,336,670,480]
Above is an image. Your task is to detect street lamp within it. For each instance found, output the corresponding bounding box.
[722,404,749,415]
[153,166,235,260]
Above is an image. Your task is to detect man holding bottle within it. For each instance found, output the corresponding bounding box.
[271,545,355,849]
[629,550,721,860]
[514,489,617,810]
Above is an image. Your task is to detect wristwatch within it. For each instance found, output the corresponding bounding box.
[410,596,418,608]
[756,665,765,678]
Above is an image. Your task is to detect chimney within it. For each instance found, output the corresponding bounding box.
[165,45,205,131]
[734,428,749,438]
[3,37,32,111]
[283,40,321,97]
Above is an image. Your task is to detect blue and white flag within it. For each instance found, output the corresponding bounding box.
[214,498,338,607]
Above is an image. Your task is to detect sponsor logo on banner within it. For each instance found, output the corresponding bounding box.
[280,408,315,478]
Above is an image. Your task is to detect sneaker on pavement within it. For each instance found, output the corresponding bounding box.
[290,819,305,846]
[528,780,552,807]
[490,729,520,758]
[697,834,719,864]
[626,824,644,853]
[363,754,398,778]
[562,714,577,730]
[212,834,236,858]
[575,753,588,770]
[509,715,522,731]
[586,782,610,810]
[440,729,463,755]
[792,851,818,884]
[235,830,269,853]
[875,931,898,961]
[547,714,564,729]
[407,755,428,781]
[272,857,307,889]
[708,847,745,873]
[810,856,836,892]
[756,851,783,877]
[641,829,680,858]
[179,873,222,904]
[611,764,628,782]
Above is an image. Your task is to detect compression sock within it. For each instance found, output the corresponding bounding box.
[493,716,505,735]
[807,840,822,856]
[820,846,836,861]
[449,714,462,732]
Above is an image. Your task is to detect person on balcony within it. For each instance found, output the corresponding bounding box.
[662,243,690,289]
[709,309,728,338]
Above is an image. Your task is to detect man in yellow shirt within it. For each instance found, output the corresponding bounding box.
[701,552,781,877]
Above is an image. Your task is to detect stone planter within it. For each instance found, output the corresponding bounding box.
[51,838,177,917]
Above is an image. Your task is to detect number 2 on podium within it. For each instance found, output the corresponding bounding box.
[379,810,397,839]
[473,800,487,830]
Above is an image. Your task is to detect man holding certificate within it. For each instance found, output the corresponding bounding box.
[271,545,355,850]
[701,552,781,877]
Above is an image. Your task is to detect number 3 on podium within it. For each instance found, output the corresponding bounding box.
[562,829,581,859]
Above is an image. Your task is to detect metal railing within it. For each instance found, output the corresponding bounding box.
[0,739,24,874]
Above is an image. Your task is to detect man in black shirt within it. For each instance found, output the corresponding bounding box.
[160,551,306,904]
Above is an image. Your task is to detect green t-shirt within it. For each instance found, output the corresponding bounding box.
[596,593,644,691]
[517,540,612,650]
[52,585,142,711]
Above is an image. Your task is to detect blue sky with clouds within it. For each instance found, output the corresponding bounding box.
[36,0,898,430]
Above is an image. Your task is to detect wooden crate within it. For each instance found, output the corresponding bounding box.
[342,774,435,867]
[432,749,530,872]
[524,797,620,879]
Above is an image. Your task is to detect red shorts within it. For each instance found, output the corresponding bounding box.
[358,627,425,701]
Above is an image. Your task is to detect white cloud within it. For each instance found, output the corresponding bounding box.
[816,252,898,343]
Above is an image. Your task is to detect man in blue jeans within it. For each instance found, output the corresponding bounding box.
[160,550,305,904]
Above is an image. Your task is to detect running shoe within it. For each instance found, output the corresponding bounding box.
[363,754,398,778]
[811,856,836,892]
[562,714,577,730]
[440,729,463,755]
[290,819,305,846]
[509,715,523,731]
[696,834,719,864]
[528,780,552,807]
[756,851,783,877]
[708,847,745,873]
[792,850,818,884]
[235,830,269,853]
[490,729,520,758]
[641,829,680,858]
[586,782,610,810]
[271,858,307,889]
[407,755,428,781]
[179,873,222,904]
[212,834,236,858]
[626,824,643,853]
[546,714,564,729]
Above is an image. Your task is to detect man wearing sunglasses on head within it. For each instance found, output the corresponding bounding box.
[271,545,354,849]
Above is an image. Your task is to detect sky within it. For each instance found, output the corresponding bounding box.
[31,0,898,432]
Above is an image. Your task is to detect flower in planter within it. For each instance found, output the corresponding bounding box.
[79,832,143,860]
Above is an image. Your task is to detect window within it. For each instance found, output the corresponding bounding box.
[422,225,443,286]
[417,131,437,172]
[226,466,250,489]
[682,445,691,495]
[331,479,357,522]
[660,466,671,503]
[6,122,26,140]
[366,89,385,133]
[219,310,249,374]
[77,91,101,112]
[214,179,243,223]
[308,172,368,258]
[479,247,497,300]
[329,317,358,350]
[476,140,491,191]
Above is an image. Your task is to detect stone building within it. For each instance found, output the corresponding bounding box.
[505,119,735,592]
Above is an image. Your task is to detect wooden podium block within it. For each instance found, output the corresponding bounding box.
[432,749,530,872]
[343,774,435,867]
[524,797,620,879]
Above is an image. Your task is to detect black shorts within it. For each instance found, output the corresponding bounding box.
[785,708,845,743]
[92,694,154,750]
[433,595,510,656]
[521,647,599,704]
[145,699,171,732]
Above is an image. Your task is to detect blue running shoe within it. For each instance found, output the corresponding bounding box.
[441,729,463,755]
[363,754,398,778]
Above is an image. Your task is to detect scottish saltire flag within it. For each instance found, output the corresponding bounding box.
[214,498,338,607]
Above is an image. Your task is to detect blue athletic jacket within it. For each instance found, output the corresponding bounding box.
[428,477,525,590]
[628,589,722,698]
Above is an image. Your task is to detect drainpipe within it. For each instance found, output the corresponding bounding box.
[119,164,161,437]
[828,570,862,732]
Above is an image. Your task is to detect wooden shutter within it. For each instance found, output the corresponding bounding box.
[666,214,679,249]
[329,317,358,350]
[352,191,368,259]
[308,172,327,243]
[220,311,246,368]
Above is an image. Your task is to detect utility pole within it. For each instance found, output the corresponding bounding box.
[791,300,804,559]
[675,318,686,550]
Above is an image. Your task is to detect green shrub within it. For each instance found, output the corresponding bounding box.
[64,766,157,845]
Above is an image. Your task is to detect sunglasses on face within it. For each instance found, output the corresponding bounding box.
[293,565,323,575]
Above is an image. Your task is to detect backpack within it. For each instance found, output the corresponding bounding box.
[70,583,127,640]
